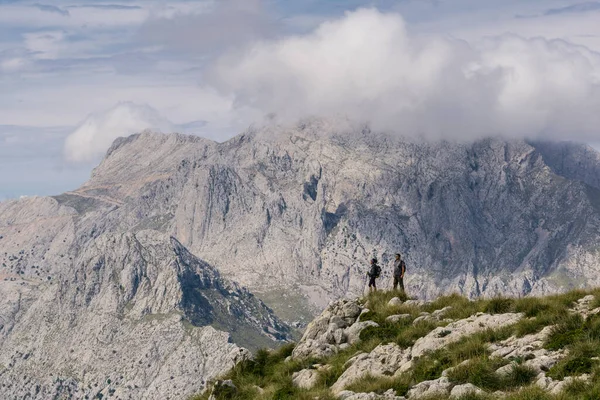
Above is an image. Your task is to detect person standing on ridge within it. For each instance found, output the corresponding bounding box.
[367,258,381,292]
[393,253,406,293]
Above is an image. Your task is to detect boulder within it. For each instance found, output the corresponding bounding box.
[292,339,337,359]
[449,383,486,398]
[292,369,320,390]
[388,297,404,307]
[385,314,412,324]
[406,377,451,398]
[292,299,364,359]
[331,344,410,393]
[345,321,379,345]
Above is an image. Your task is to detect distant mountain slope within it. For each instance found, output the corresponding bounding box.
[0,197,289,399]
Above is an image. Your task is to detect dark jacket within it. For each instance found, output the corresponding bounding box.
[368,263,380,278]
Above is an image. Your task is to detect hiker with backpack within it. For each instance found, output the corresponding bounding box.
[367,258,381,292]
[393,253,406,292]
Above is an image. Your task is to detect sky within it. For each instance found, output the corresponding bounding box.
[1,0,600,200]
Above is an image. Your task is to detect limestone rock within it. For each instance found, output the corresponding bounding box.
[449,383,486,398]
[346,321,380,344]
[331,344,410,393]
[338,389,406,399]
[388,297,404,307]
[406,377,451,398]
[412,313,523,358]
[292,298,364,359]
[386,314,412,324]
[292,369,320,390]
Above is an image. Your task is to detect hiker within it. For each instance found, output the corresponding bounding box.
[367,258,381,292]
[393,253,406,292]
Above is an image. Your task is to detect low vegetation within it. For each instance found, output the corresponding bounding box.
[191,288,600,400]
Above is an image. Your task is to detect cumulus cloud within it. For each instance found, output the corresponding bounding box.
[64,102,176,163]
[209,8,600,141]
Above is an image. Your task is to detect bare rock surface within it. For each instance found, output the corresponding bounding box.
[449,383,486,398]
[0,227,288,399]
[406,377,452,398]
[292,298,364,359]
[292,368,320,390]
[338,389,406,399]
[331,343,410,393]
[411,313,523,358]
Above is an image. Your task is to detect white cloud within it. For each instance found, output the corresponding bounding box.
[63,102,176,163]
[209,8,600,141]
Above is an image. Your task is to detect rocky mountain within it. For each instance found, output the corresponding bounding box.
[59,119,600,305]
[0,198,290,399]
[2,119,600,398]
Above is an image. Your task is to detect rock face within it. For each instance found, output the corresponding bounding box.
[3,121,600,397]
[0,212,289,399]
[291,298,365,359]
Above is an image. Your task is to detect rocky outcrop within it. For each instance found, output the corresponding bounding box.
[0,226,288,399]
[292,299,365,359]
[331,343,410,393]
[411,313,523,358]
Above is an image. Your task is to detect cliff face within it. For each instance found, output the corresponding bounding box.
[0,196,289,399]
[1,121,600,398]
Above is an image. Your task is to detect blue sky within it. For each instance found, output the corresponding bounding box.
[1,0,600,200]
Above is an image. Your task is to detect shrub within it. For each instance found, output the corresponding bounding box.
[548,341,600,380]
[503,364,538,387]
[447,357,506,391]
[359,324,397,343]
[485,297,515,314]
[504,386,554,400]
[544,313,585,350]
[514,298,551,318]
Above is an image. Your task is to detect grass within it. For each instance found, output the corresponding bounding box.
[191,289,600,400]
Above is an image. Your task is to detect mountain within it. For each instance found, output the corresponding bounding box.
[65,120,600,304]
[0,198,290,399]
[2,119,600,398]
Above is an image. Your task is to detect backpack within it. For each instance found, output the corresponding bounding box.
[374,264,381,278]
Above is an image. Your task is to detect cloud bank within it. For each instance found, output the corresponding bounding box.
[64,102,176,163]
[210,8,600,141]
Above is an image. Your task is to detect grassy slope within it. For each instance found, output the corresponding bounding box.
[192,289,600,400]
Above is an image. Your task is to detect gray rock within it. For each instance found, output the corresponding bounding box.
[331,343,410,393]
[450,383,486,398]
[406,377,452,398]
[345,321,380,345]
[388,297,404,307]
[292,369,320,390]
[412,313,523,358]
[338,389,406,399]
[386,314,412,324]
